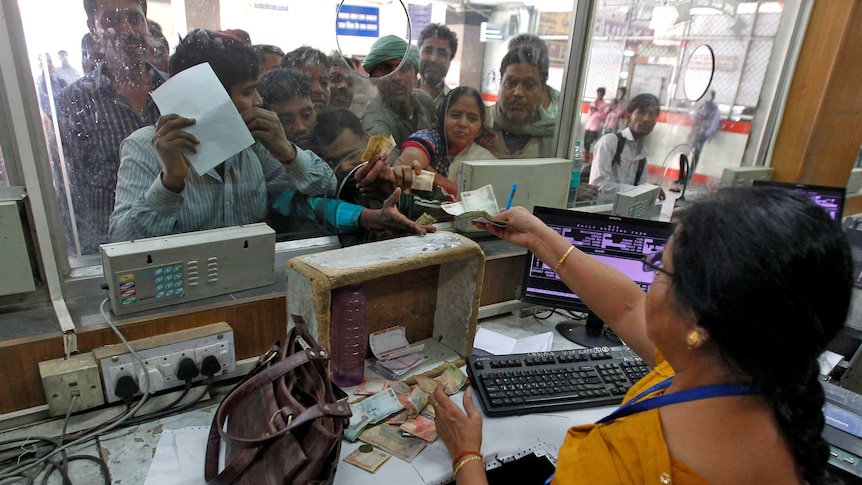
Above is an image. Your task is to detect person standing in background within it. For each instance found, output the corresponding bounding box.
[583,86,608,161]
[678,89,721,184]
[57,0,166,254]
[602,86,627,135]
[54,50,81,86]
[416,23,458,109]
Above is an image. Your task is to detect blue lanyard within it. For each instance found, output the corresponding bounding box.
[596,377,759,424]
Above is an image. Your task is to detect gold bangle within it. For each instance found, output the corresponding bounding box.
[453,454,483,478]
[553,245,575,273]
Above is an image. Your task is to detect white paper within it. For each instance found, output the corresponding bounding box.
[819,350,844,376]
[369,326,424,361]
[144,427,211,485]
[473,328,553,355]
[150,63,254,174]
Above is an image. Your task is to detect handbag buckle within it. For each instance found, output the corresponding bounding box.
[270,409,294,425]
[295,335,311,351]
[261,349,278,365]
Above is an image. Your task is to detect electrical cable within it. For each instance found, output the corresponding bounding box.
[0,299,151,481]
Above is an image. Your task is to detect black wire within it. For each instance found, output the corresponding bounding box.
[118,380,212,428]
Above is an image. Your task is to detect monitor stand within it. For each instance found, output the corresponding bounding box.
[555,312,621,348]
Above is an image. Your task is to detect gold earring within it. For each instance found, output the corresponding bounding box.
[686,330,700,350]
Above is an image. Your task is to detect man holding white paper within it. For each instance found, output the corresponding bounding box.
[110,30,431,241]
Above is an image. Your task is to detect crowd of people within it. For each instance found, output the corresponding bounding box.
[45,0,591,254]
[40,0,720,256]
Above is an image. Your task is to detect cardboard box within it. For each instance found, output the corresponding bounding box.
[286,233,485,379]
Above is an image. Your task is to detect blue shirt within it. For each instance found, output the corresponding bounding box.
[110,125,346,241]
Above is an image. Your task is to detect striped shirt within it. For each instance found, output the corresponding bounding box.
[56,62,168,254]
[109,125,339,241]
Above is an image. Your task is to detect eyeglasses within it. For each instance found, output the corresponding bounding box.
[642,251,673,278]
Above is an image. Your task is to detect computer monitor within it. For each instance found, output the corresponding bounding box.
[752,180,846,220]
[520,207,674,347]
[456,158,571,212]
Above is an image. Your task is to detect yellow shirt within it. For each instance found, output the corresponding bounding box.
[552,351,709,485]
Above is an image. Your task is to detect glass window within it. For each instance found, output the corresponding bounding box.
[0,144,6,187]
[12,0,804,269]
[576,1,799,201]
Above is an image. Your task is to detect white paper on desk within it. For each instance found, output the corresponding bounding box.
[144,426,214,485]
[473,328,553,355]
[819,350,843,376]
[150,63,254,174]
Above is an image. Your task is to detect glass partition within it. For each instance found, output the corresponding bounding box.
[12,0,804,269]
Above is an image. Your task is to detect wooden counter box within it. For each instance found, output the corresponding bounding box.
[285,233,484,378]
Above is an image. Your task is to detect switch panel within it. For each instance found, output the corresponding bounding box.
[93,323,236,403]
[39,352,106,417]
[100,223,275,316]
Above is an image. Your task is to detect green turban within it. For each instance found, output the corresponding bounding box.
[362,35,420,74]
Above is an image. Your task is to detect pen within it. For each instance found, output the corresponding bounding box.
[505,183,518,210]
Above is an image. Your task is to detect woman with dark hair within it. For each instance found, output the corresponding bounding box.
[393,86,496,196]
[432,187,852,484]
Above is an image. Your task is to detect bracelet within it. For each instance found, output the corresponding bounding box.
[553,245,575,273]
[453,454,483,478]
[451,450,481,469]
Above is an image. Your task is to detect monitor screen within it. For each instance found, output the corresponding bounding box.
[456,158,571,212]
[752,180,846,220]
[520,207,674,312]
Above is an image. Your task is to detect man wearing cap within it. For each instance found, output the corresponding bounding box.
[361,35,436,162]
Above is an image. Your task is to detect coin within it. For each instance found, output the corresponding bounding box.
[358,444,374,453]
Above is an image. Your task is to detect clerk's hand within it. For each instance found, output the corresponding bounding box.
[242,107,296,164]
[152,114,198,192]
[431,383,483,459]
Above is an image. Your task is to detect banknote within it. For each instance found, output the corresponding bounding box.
[399,414,437,442]
[384,409,409,425]
[461,184,500,214]
[358,423,427,462]
[437,364,468,395]
[344,413,372,442]
[361,135,396,162]
[344,446,391,473]
[414,375,438,394]
[388,380,412,396]
[405,386,429,418]
[356,377,389,396]
[412,170,436,192]
[414,212,437,226]
[353,388,404,424]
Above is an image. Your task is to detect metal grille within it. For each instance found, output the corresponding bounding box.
[584,40,626,98]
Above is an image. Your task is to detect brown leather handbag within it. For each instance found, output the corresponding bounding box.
[205,317,352,484]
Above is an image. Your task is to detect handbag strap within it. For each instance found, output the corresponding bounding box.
[204,344,351,484]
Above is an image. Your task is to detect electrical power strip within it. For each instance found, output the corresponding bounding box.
[101,224,275,316]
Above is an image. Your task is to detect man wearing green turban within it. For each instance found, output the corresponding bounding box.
[361,35,436,162]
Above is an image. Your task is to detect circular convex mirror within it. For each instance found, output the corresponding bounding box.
[683,44,715,102]
[335,0,413,80]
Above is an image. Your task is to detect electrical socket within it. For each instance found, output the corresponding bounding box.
[92,322,236,403]
[39,353,106,417]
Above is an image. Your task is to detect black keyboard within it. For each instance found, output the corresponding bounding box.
[466,346,650,416]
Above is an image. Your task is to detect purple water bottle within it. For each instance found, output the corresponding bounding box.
[329,283,366,387]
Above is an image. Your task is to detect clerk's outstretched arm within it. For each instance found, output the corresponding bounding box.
[473,207,655,364]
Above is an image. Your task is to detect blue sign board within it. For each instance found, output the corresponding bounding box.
[336,5,380,38]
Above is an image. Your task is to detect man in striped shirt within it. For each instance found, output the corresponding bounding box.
[110,30,429,242]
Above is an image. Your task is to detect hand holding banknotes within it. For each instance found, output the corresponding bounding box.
[470,206,554,250]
